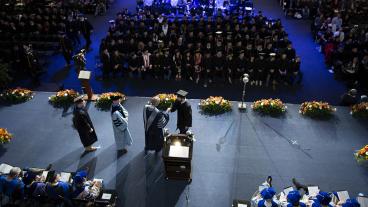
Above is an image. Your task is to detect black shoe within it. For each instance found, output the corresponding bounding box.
[45,164,53,171]
[118,149,128,157]
[267,176,272,187]
[292,178,307,192]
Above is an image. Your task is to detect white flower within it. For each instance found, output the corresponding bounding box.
[48,97,51,100]
[261,102,264,106]
[64,93,68,96]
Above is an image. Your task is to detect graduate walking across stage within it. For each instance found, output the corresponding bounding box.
[72,96,98,153]
[143,96,170,154]
[167,90,192,134]
[111,95,133,156]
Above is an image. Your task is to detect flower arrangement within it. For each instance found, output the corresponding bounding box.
[351,102,368,118]
[299,101,336,118]
[95,92,126,110]
[49,89,79,107]
[0,88,33,104]
[251,98,287,116]
[0,128,13,144]
[155,93,177,110]
[199,96,232,114]
[354,145,368,163]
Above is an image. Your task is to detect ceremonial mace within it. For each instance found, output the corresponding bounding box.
[238,73,249,110]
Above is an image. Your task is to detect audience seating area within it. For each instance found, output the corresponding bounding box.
[99,7,302,89]
[0,163,117,207]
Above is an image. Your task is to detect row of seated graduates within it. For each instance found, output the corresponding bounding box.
[311,0,368,91]
[0,164,117,207]
[279,0,318,19]
[99,8,300,86]
[136,0,254,18]
[63,0,110,16]
[0,0,88,82]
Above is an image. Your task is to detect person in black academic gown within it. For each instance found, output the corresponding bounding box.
[143,97,170,154]
[168,90,192,134]
[72,96,98,152]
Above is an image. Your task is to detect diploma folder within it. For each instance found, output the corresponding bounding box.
[60,172,72,183]
[337,191,350,203]
[308,186,320,197]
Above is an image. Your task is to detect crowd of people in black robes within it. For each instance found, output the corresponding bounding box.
[99,8,302,89]
[310,0,368,92]
[0,0,95,85]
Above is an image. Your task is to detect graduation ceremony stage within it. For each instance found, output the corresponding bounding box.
[0,92,367,207]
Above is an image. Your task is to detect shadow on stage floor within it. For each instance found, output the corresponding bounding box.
[0,92,368,207]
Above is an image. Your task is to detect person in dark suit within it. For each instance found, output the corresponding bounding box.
[79,16,93,50]
[168,90,192,134]
[340,89,358,106]
[72,96,98,153]
[59,32,73,67]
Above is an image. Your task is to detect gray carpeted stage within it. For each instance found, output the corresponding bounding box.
[0,92,367,207]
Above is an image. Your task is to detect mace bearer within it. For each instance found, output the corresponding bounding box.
[238,73,249,110]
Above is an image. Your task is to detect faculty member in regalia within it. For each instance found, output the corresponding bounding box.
[168,90,192,134]
[111,95,133,155]
[143,96,170,154]
[72,96,98,153]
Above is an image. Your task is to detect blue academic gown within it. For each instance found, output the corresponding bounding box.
[0,175,25,199]
[45,181,71,200]
[144,105,169,151]
[258,199,279,207]
[287,202,307,207]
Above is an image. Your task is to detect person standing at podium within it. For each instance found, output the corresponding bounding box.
[143,96,170,154]
[111,96,133,155]
[167,90,192,134]
[72,96,98,153]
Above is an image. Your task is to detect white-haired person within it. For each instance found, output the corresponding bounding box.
[0,167,25,204]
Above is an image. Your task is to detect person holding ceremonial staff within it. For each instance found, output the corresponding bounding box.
[111,96,133,155]
[72,96,98,153]
[143,97,170,154]
[167,90,192,134]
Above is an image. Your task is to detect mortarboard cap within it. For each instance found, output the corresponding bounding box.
[176,90,188,98]
[74,95,84,103]
[109,19,115,23]
[260,187,276,199]
[287,190,302,205]
[215,31,223,35]
[270,53,276,56]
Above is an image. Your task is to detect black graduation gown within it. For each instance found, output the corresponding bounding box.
[72,107,98,147]
[144,106,170,151]
[170,100,192,131]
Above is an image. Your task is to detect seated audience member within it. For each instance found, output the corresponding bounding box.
[287,190,306,207]
[360,95,368,103]
[337,199,361,207]
[311,192,333,207]
[45,174,72,204]
[340,89,358,106]
[251,176,278,207]
[0,167,25,203]
[72,171,102,200]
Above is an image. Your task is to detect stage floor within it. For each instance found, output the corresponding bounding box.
[0,92,367,207]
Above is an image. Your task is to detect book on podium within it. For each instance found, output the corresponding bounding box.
[162,134,193,182]
[78,70,98,101]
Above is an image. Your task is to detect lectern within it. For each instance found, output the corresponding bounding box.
[162,134,193,182]
[78,70,97,101]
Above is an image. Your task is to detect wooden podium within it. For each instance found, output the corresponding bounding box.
[78,70,98,101]
[162,134,193,182]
